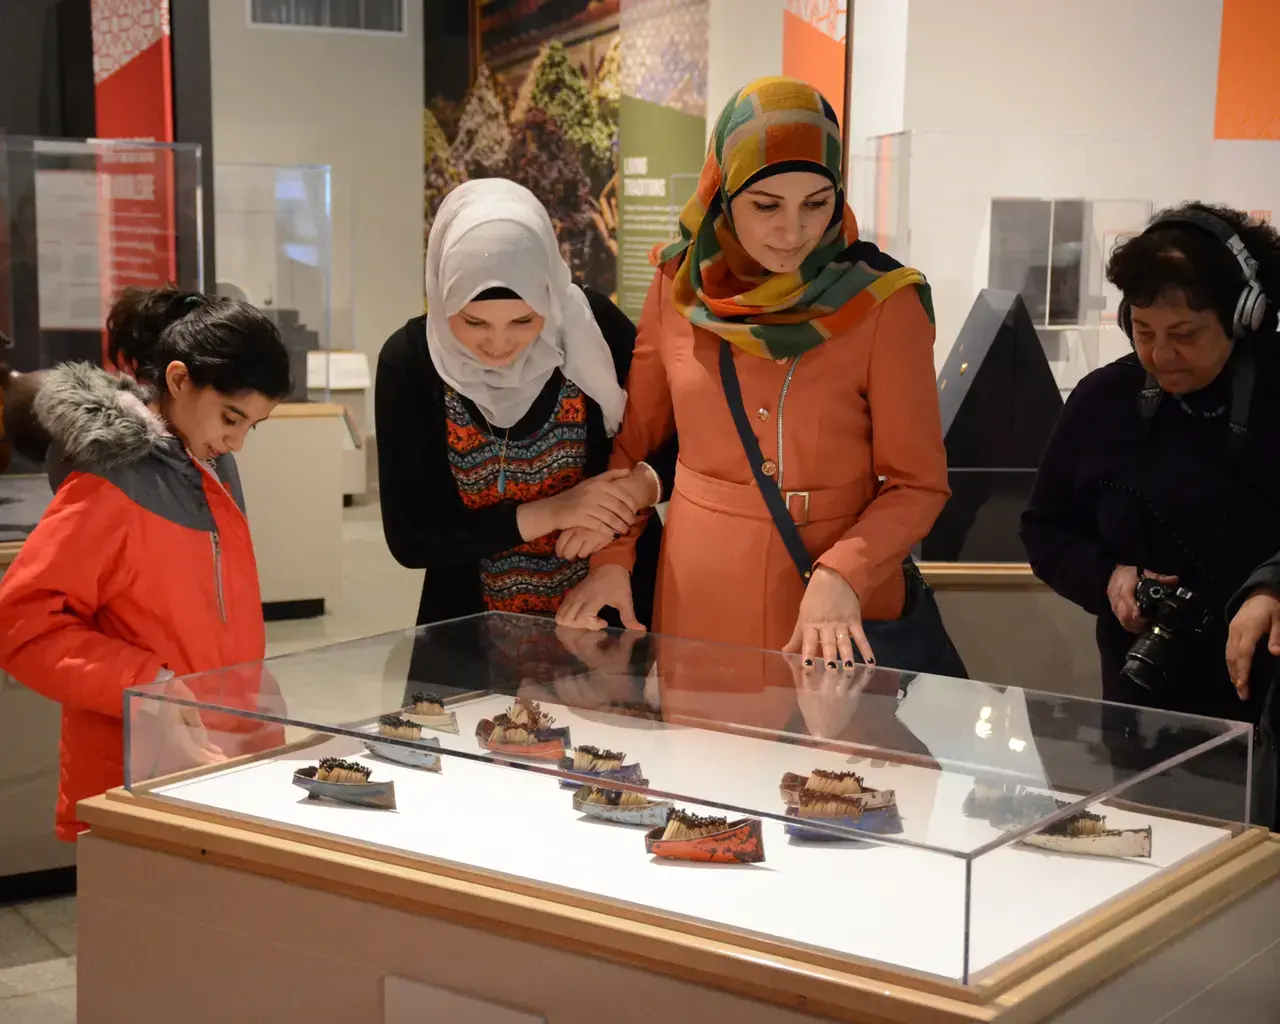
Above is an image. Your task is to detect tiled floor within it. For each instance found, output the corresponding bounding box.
[0,499,421,1022]
[0,899,77,1021]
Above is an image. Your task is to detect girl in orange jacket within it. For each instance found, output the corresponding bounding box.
[0,288,293,840]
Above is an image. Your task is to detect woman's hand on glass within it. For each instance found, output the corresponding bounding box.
[160,679,226,767]
[1226,588,1280,700]
[791,656,872,739]
[783,565,874,670]
[556,564,643,631]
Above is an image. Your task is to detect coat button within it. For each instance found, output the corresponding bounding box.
[756,406,769,421]
[761,459,777,477]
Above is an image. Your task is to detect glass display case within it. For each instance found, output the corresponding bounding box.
[121,612,1256,988]
[0,136,204,507]
[213,162,334,402]
[861,128,1162,565]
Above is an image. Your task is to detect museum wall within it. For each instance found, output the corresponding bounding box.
[207,1,426,404]
[706,0,783,145]
[845,0,907,175]
[889,0,1280,376]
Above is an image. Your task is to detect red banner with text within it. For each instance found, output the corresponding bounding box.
[91,0,177,359]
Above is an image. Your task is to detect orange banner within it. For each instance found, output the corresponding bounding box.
[1214,0,1280,140]
[781,1,849,129]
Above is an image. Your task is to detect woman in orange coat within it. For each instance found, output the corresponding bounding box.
[558,77,951,673]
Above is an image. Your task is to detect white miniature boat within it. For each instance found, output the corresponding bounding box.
[1020,826,1153,858]
[361,715,444,771]
[572,786,671,828]
[966,781,1153,859]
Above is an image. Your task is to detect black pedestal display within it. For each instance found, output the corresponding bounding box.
[920,290,1064,562]
[262,307,318,403]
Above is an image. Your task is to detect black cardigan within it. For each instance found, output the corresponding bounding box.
[1230,552,1280,619]
[1019,349,1280,723]
[376,287,673,630]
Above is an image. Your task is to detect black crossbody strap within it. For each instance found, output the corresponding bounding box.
[718,341,814,581]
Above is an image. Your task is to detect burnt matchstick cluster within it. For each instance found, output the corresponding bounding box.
[377,714,422,741]
[1043,810,1109,837]
[796,790,866,819]
[409,692,445,715]
[490,698,556,745]
[660,808,730,842]
[315,758,371,784]
[580,786,651,807]
[572,745,625,772]
[804,770,865,796]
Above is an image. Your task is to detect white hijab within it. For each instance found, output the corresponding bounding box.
[424,179,626,434]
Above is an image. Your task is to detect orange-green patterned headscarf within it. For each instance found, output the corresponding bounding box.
[652,76,932,360]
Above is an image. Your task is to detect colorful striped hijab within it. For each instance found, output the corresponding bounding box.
[652,76,932,360]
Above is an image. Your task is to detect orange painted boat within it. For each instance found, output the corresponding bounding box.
[644,818,765,864]
[475,719,567,762]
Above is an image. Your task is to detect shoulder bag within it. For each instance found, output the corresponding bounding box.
[718,341,967,679]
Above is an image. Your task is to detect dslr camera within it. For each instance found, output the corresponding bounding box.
[1122,578,1215,692]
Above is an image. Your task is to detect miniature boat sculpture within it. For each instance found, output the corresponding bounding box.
[402,691,459,734]
[964,781,1152,859]
[645,809,765,864]
[362,715,443,771]
[557,745,647,790]
[292,758,397,810]
[780,769,903,839]
[475,697,571,761]
[573,785,671,827]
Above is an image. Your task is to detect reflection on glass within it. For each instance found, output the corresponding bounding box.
[123,613,1254,983]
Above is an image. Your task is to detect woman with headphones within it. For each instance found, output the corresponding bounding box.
[1020,203,1280,819]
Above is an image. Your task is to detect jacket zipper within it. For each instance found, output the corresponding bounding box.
[211,530,226,622]
[776,354,802,491]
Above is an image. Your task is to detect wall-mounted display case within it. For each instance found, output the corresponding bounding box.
[76,613,1280,1023]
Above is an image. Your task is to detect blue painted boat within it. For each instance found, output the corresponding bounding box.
[572,788,671,827]
[784,806,905,842]
[557,759,648,791]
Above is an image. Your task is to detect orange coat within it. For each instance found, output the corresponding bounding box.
[594,263,949,651]
[0,364,280,840]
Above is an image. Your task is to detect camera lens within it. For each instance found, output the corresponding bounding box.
[1122,631,1172,692]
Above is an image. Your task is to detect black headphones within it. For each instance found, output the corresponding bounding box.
[1120,208,1266,451]
[1118,207,1269,341]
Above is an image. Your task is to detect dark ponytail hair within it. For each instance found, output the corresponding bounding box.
[106,287,293,400]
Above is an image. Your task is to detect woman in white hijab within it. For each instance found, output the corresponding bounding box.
[377,179,671,637]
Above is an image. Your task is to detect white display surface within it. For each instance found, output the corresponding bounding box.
[152,694,1231,980]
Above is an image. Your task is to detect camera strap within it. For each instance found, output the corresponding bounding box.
[1137,345,1256,460]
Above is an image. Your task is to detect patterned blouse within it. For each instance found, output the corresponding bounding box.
[444,378,590,614]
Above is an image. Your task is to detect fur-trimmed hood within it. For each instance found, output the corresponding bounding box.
[32,362,195,495]
[29,361,247,522]
[34,362,170,472]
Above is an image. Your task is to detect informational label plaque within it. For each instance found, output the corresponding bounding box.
[34,169,105,331]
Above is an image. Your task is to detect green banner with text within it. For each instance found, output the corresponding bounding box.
[616,96,705,321]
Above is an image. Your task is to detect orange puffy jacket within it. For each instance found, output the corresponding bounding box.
[0,363,282,840]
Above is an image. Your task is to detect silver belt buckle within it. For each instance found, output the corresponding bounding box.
[785,490,810,526]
